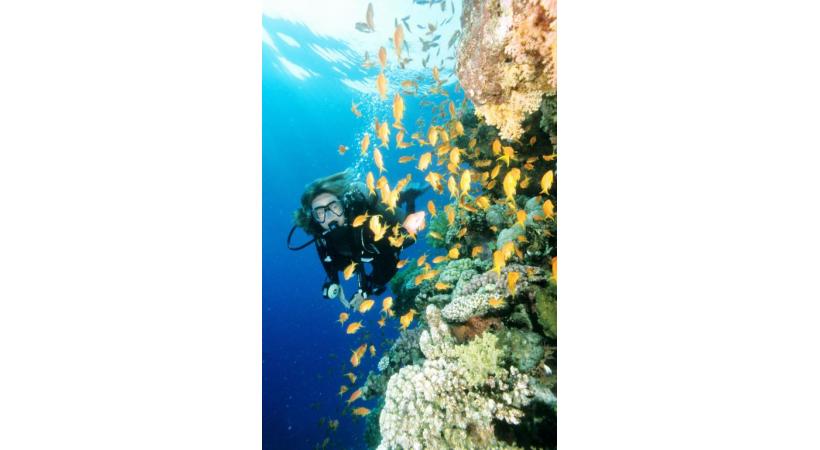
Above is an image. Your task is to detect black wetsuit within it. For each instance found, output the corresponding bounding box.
[315,182,416,297]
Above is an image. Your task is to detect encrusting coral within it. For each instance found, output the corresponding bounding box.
[456,0,557,140]
[377,305,533,450]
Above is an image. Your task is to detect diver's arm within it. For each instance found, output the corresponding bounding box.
[316,241,340,298]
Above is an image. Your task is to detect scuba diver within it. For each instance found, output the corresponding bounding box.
[287,170,427,309]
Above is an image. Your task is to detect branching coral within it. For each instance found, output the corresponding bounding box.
[377,305,533,450]
[441,264,545,323]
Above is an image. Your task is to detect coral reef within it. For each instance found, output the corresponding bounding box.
[377,305,533,450]
[441,263,545,323]
[496,328,544,372]
[450,315,504,343]
[533,280,557,339]
[456,0,557,140]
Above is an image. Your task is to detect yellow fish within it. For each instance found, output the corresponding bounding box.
[399,309,417,330]
[338,312,349,325]
[427,126,439,147]
[360,133,370,156]
[328,419,338,431]
[541,170,554,194]
[381,296,393,313]
[492,250,505,275]
[376,71,387,99]
[377,316,386,327]
[456,227,467,238]
[435,282,452,290]
[523,162,535,171]
[377,121,390,148]
[416,253,427,267]
[393,94,404,124]
[338,145,348,155]
[517,209,527,227]
[468,138,477,149]
[503,168,521,200]
[486,179,497,190]
[396,258,409,269]
[366,171,375,196]
[338,385,349,396]
[369,214,383,237]
[417,152,432,171]
[394,23,404,60]
[488,297,506,308]
[351,101,362,118]
[445,205,455,225]
[519,176,531,189]
[428,231,442,240]
[490,164,501,180]
[388,234,405,248]
[475,196,490,210]
[449,147,460,166]
[501,241,516,260]
[543,199,555,219]
[529,136,537,145]
[358,299,375,313]
[350,350,360,367]
[447,175,458,199]
[398,155,415,163]
[344,372,357,384]
[507,271,520,295]
[471,245,483,257]
[492,138,501,155]
[551,256,557,282]
[543,153,557,161]
[343,261,357,280]
[346,321,364,335]
[432,66,440,83]
[474,159,492,168]
[374,148,386,174]
[352,407,370,416]
[369,345,376,357]
[378,46,387,69]
[427,200,437,217]
[352,212,370,228]
[432,255,448,264]
[424,170,442,192]
[355,343,367,359]
[453,120,464,136]
[459,170,471,195]
[448,101,456,118]
[447,246,459,259]
[347,388,363,405]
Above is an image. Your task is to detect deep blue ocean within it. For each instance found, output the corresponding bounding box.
[263,13,463,449]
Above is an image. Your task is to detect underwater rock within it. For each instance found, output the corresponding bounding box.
[485,203,511,229]
[378,305,533,450]
[449,315,504,343]
[507,303,533,331]
[533,281,557,339]
[456,0,557,140]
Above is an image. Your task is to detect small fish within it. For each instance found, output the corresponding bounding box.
[347,388,363,405]
[551,256,557,282]
[516,209,527,227]
[351,101,362,118]
[355,343,367,359]
[365,2,375,30]
[449,147,460,165]
[471,245,483,257]
[416,253,427,267]
[492,138,501,155]
[378,46,387,69]
[366,171,375,196]
[398,155,415,164]
[492,250,505,275]
[352,211,370,228]
[542,199,555,219]
[432,66,440,83]
[352,407,370,416]
[456,227,467,238]
[448,29,461,48]
[486,179,497,190]
[445,205,455,225]
[519,176,531,189]
[488,297,506,308]
[459,170,471,195]
[541,170,554,194]
[328,419,339,431]
[393,24,404,60]
[417,152,432,171]
[529,136,537,145]
[338,145,348,155]
[376,72,388,99]
[399,309,417,330]
[350,350,360,367]
[507,271,520,295]
[427,126,439,147]
[338,385,349,396]
[396,258,409,269]
[355,22,371,33]
[369,215,386,241]
[338,312,349,325]
[360,133,370,156]
[374,148,386,174]
[344,372,357,384]
[392,94,405,125]
[427,200,437,217]
[358,299,375,313]
[346,321,364,335]
[369,345,376,357]
[377,316,386,327]
[343,261,357,280]
[503,168,521,200]
[447,175,458,199]
[447,246,459,260]
[381,296,393,313]
[475,196,490,210]
[434,281,452,290]
[388,233,405,248]
[490,164,501,179]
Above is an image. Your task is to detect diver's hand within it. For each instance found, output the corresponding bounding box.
[349,290,367,310]
[402,211,426,235]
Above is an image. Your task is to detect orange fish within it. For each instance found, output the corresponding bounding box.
[338,385,349,396]
[488,297,506,308]
[369,345,376,357]
[351,101,362,118]
[541,170,554,194]
[343,261,358,280]
[471,245,483,257]
[360,133,370,156]
[543,199,555,219]
[551,256,557,282]
[344,372,357,383]
[381,296,393,313]
[427,200,437,217]
[398,155,415,163]
[358,299,375,313]
[346,321,364,334]
[378,46,387,69]
[399,309,417,330]
[432,255,448,264]
[435,281,452,290]
[507,271,520,295]
[416,253,427,267]
[338,312,349,325]
[396,258,409,269]
[376,72,387,99]
[417,152,432,171]
[352,407,370,416]
[338,145,348,155]
[347,388,363,405]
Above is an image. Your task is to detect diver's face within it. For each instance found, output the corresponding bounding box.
[311,193,346,231]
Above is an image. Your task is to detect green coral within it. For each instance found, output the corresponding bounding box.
[425,212,451,249]
[534,280,557,339]
[452,331,502,387]
[497,328,544,373]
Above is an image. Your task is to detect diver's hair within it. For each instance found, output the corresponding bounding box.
[293,170,353,235]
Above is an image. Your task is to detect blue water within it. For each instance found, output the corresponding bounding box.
[263,16,463,449]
